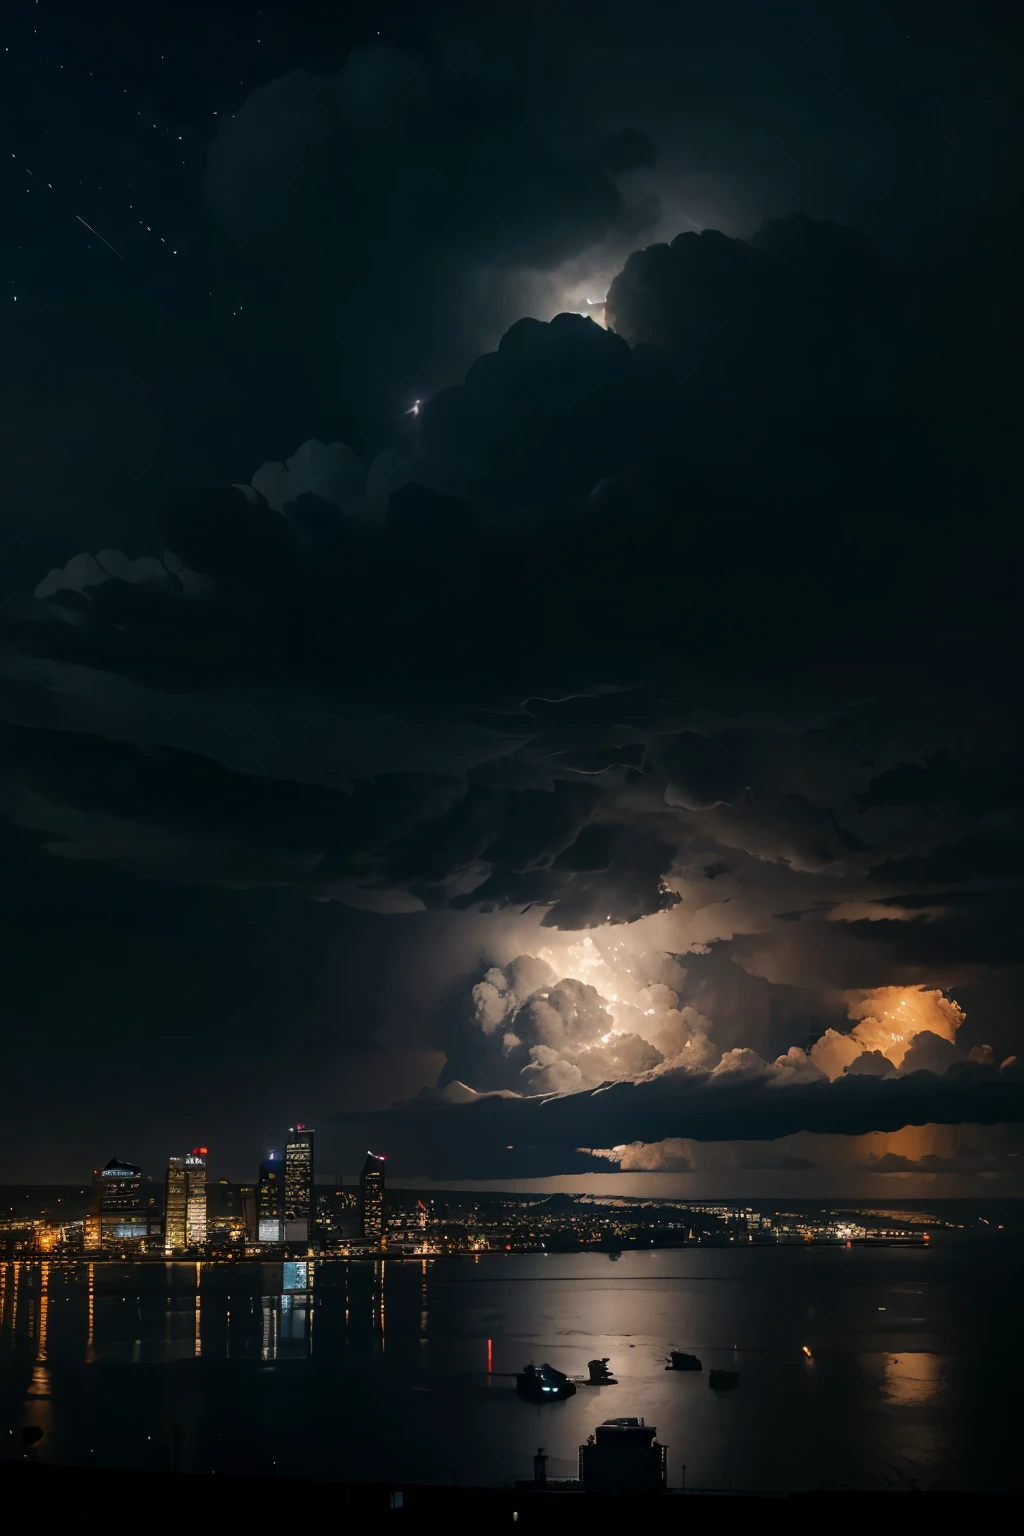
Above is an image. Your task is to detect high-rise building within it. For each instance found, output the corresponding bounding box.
[360,1151,386,1244]
[164,1158,188,1251]
[284,1126,314,1245]
[258,1153,285,1243]
[163,1149,207,1251]
[237,1183,258,1243]
[185,1149,207,1247]
[86,1157,159,1251]
[206,1179,248,1247]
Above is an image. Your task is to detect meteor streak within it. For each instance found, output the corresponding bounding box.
[75,214,124,261]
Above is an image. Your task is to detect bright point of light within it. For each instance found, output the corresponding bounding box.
[407,399,422,417]
[802,1345,812,1358]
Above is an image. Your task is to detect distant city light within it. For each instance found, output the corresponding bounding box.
[2,1162,955,1263]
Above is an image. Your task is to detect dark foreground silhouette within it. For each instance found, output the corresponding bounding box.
[3,1462,1019,1527]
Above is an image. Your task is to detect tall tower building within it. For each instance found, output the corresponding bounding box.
[258,1153,284,1242]
[164,1157,188,1251]
[164,1149,207,1250]
[185,1149,208,1247]
[237,1183,258,1243]
[284,1126,315,1245]
[86,1157,156,1251]
[360,1151,386,1244]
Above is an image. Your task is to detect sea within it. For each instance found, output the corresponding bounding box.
[1,1241,1019,1492]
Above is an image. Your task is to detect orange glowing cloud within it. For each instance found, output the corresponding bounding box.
[810,986,965,1080]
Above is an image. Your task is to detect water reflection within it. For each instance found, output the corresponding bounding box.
[883,1353,940,1406]
[10,1262,21,1333]
[86,1263,95,1361]
[0,1250,1017,1493]
[261,1297,278,1361]
[27,1261,50,1402]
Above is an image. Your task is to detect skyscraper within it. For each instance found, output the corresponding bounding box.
[237,1183,258,1243]
[185,1148,207,1247]
[258,1153,284,1243]
[164,1157,188,1251]
[164,1149,207,1251]
[360,1151,386,1244]
[284,1126,314,1245]
[86,1157,158,1251]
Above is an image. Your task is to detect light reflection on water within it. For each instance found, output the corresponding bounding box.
[0,1247,1018,1492]
[883,1353,940,1407]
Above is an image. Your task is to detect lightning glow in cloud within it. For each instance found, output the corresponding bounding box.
[810,986,965,1080]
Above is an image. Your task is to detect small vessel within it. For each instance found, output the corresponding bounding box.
[516,1362,577,1402]
[585,1357,617,1385]
[666,1351,702,1372]
[579,1418,667,1492]
[708,1368,739,1391]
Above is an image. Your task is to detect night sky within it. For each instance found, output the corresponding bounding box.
[1,0,1021,1193]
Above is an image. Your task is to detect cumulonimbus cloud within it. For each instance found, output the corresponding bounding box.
[1,208,1021,1160]
[336,946,1024,1179]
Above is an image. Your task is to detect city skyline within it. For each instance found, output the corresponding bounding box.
[11,1161,993,1263]
[8,1113,1018,1261]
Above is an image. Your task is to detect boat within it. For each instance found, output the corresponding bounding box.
[579,1418,667,1492]
[708,1368,739,1391]
[585,1357,618,1385]
[665,1351,702,1372]
[516,1362,577,1402]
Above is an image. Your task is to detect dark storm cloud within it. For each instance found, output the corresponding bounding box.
[606,216,888,414]
[207,49,655,268]
[203,41,657,410]
[872,834,1024,885]
[1,212,1021,943]
[1,199,1022,1170]
[334,1059,1024,1181]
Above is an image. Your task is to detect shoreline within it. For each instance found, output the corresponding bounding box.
[1,1235,935,1264]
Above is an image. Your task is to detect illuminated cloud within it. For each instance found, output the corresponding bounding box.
[463,939,719,1095]
[1,207,1021,1173]
[589,1121,1024,1175]
[810,987,965,1080]
[338,1055,1024,1180]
